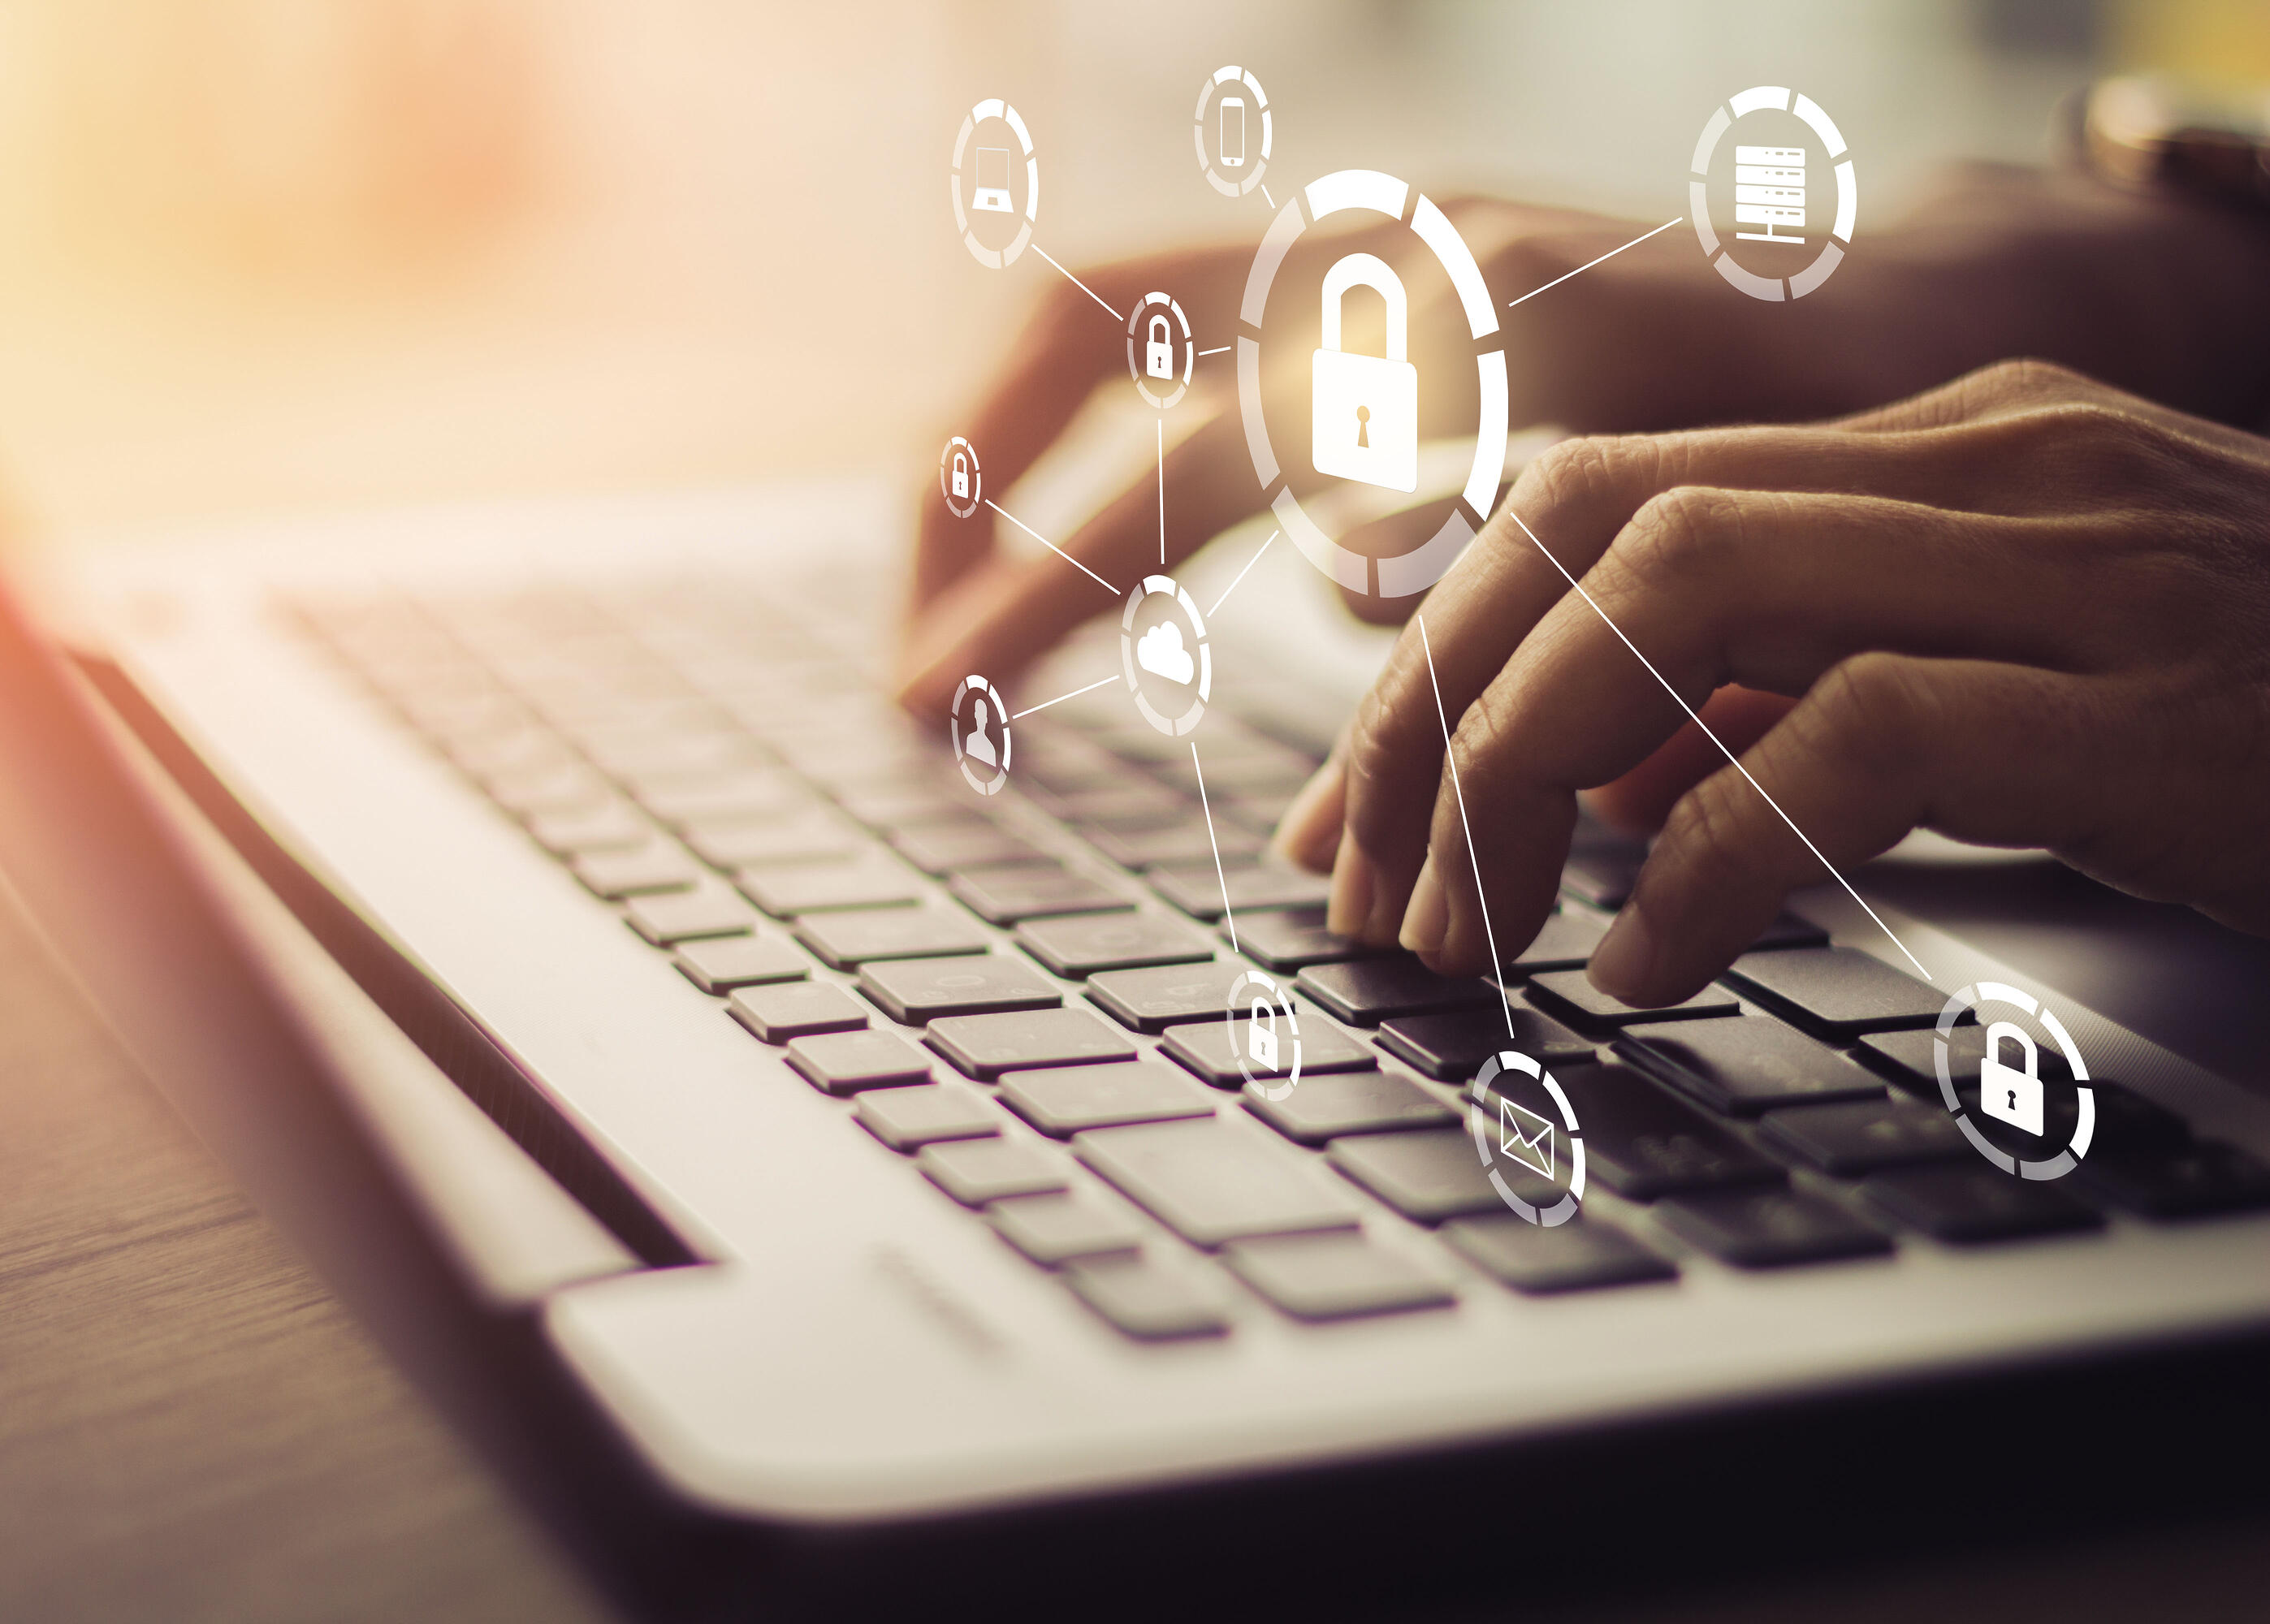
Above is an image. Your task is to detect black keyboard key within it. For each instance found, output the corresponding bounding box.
[1560,845,1645,908]
[1231,906,1384,972]
[684,814,858,870]
[1244,1070,1456,1146]
[636,768,808,827]
[793,907,990,970]
[783,1029,932,1095]
[1061,1259,1230,1340]
[833,784,971,831]
[1507,909,1610,972]
[1014,913,1212,978]
[571,840,703,899]
[926,1009,1138,1079]
[1861,1164,2104,1243]
[918,1138,1069,1206]
[672,934,810,994]
[854,1082,1000,1150]
[1758,1098,1973,1176]
[1075,1118,1360,1246]
[1085,820,1263,870]
[988,1191,1146,1265]
[1160,1013,1375,1087]
[1376,1004,1594,1082]
[736,859,922,917]
[1326,1128,1550,1221]
[1749,911,1831,951]
[1616,1018,1886,1116]
[1524,971,1740,1032]
[1554,1063,1786,1200]
[949,865,1131,924]
[1085,963,1241,1033]
[1043,784,1187,825]
[2079,1142,2270,1219]
[1149,861,1332,921]
[727,981,869,1043]
[1221,1233,1455,1320]
[1656,1188,1894,1268]
[858,954,1061,1024]
[623,879,761,945]
[1295,956,1496,1026]
[1723,946,1952,1038]
[889,823,1049,875]
[1442,1214,1676,1294]
[998,1061,1217,1138]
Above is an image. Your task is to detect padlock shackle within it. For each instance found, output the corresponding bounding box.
[1319,252,1408,362]
[1148,314,1170,344]
[1983,1019,2038,1069]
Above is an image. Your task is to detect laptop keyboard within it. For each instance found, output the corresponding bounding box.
[283,576,2270,1341]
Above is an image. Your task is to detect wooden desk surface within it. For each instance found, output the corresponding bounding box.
[3,866,2266,1624]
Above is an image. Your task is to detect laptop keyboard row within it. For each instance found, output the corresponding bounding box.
[285,580,2270,1341]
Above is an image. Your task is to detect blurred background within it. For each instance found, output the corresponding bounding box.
[0,0,2254,547]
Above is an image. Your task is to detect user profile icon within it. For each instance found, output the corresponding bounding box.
[1118,575,1210,736]
[949,675,1012,796]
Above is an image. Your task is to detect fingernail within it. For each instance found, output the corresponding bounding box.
[1327,840,1376,939]
[1589,900,1657,1004]
[1272,758,1345,870]
[1399,857,1448,956]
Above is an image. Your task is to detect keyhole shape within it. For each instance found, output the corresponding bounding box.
[1356,404,1371,447]
[2008,1089,2019,1112]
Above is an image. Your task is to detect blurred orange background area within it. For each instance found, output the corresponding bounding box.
[0,0,2238,543]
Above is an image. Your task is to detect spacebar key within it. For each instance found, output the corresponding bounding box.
[1074,1118,1360,1248]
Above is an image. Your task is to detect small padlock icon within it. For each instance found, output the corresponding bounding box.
[1312,251,1419,493]
[1978,1021,2043,1136]
[950,451,970,501]
[1146,314,1174,381]
[1247,996,1279,1071]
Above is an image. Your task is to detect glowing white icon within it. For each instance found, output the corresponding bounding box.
[950,451,970,500]
[1146,313,1174,380]
[1312,252,1418,494]
[1135,621,1195,685]
[1978,1021,2043,1137]
[1498,1095,1555,1181]
[973,145,1013,214]
[950,674,1011,796]
[1247,995,1278,1069]
[964,695,999,767]
[1220,95,1245,167]
[1735,144,1805,244]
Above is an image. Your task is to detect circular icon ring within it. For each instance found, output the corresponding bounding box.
[949,97,1038,269]
[940,436,982,519]
[1688,86,1856,301]
[1118,574,1210,736]
[1236,169,1507,600]
[1126,292,1194,409]
[1934,983,2092,1180]
[949,674,1012,797]
[1226,969,1301,1100]
[1468,1051,1584,1226]
[1195,66,1272,197]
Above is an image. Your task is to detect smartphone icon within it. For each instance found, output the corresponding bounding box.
[1221,97,1245,168]
[974,145,1013,214]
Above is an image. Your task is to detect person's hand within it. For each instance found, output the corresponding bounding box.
[1273,358,2270,1005]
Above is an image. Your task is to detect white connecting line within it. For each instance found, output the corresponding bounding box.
[1500,508,1932,981]
[1208,529,1279,619]
[1189,742,1238,952]
[1031,244,1122,322]
[1505,217,1685,310]
[1011,673,1119,721]
[984,499,1119,596]
[1196,345,1232,356]
[1415,615,1518,1041]
[1157,417,1165,567]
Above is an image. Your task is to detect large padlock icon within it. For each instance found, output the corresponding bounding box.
[1978,1021,2043,1136]
[1312,251,1419,493]
[950,451,970,500]
[1247,996,1279,1071]
[1146,314,1174,381]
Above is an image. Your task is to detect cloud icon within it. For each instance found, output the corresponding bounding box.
[1135,620,1195,685]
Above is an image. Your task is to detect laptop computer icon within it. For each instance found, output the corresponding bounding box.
[973,145,1013,214]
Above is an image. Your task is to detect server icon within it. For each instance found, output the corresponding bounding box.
[1733,145,1805,244]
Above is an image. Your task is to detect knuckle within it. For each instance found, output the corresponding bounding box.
[1972,356,2086,404]
[1662,771,1766,895]
[1805,652,1935,780]
[1614,485,1742,590]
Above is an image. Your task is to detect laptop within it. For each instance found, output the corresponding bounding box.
[15,482,2270,1610]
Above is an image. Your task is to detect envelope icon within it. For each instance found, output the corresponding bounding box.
[1498,1095,1555,1181]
